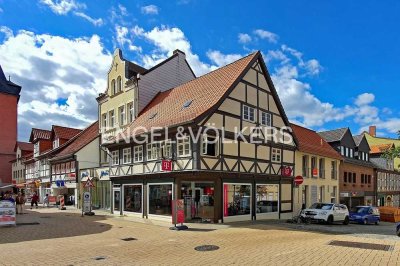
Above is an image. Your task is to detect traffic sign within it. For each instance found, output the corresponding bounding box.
[294,175,304,186]
[84,178,95,188]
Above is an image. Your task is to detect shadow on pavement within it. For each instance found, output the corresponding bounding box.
[0,209,112,244]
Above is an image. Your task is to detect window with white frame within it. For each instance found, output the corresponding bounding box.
[123,148,132,164]
[119,105,125,126]
[345,147,349,157]
[340,146,344,156]
[243,105,255,122]
[261,111,272,126]
[53,138,59,149]
[134,146,143,162]
[34,142,39,157]
[271,148,281,163]
[111,150,119,165]
[127,102,134,123]
[101,113,107,129]
[201,135,218,156]
[147,143,160,161]
[109,110,115,128]
[177,136,191,157]
[161,140,172,159]
[350,149,353,158]
[71,161,76,171]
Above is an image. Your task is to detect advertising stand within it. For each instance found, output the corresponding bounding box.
[0,200,16,226]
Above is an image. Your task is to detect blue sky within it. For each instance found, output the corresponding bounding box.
[0,0,399,140]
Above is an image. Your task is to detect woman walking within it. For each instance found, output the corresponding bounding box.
[16,192,25,214]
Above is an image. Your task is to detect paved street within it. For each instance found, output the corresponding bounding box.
[0,207,400,266]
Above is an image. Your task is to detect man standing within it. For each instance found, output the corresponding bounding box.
[31,192,39,209]
[16,192,25,214]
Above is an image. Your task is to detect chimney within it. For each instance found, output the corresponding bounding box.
[173,49,186,58]
[369,126,376,137]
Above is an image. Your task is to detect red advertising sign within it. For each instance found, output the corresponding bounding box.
[282,166,292,177]
[48,196,57,205]
[172,199,185,224]
[294,175,304,186]
[162,160,172,171]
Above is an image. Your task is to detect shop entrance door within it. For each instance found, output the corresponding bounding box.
[113,188,121,213]
[180,182,215,223]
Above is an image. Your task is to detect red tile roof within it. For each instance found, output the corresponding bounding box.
[14,141,33,152]
[51,121,99,159]
[52,125,82,140]
[29,128,51,142]
[370,143,394,154]
[291,124,342,160]
[117,52,259,141]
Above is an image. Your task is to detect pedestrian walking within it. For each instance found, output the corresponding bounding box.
[31,192,39,209]
[43,194,49,208]
[16,192,25,214]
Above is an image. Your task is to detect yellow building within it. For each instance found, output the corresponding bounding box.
[291,124,342,214]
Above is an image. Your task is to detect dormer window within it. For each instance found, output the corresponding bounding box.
[53,138,59,149]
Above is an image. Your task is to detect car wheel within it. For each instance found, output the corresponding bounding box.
[375,220,380,225]
[327,215,334,225]
[363,218,368,225]
[343,216,350,225]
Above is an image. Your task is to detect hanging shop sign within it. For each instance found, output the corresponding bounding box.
[162,160,173,171]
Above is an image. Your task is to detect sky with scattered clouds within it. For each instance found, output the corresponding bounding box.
[0,0,399,141]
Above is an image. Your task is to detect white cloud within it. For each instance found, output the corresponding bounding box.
[141,5,159,15]
[206,50,242,67]
[238,33,251,44]
[39,0,85,15]
[115,25,142,52]
[73,11,103,26]
[0,26,13,39]
[254,29,278,43]
[0,28,111,140]
[355,93,375,106]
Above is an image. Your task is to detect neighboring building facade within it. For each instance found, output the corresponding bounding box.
[291,124,341,214]
[319,128,375,208]
[0,65,21,189]
[49,121,99,208]
[11,142,33,189]
[106,51,297,223]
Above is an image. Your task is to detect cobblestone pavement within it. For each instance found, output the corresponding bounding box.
[1,207,400,266]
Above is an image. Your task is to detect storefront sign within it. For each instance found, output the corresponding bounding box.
[172,199,185,224]
[162,160,173,171]
[0,200,16,226]
[48,196,57,205]
[83,192,91,213]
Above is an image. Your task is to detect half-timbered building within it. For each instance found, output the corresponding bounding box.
[105,51,297,223]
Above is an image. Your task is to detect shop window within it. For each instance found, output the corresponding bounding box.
[271,148,281,163]
[148,184,173,216]
[111,150,119,165]
[147,143,160,161]
[223,184,251,217]
[201,136,218,157]
[177,136,191,157]
[123,185,142,213]
[123,148,131,164]
[134,146,143,162]
[260,111,271,126]
[256,184,278,213]
[243,105,255,122]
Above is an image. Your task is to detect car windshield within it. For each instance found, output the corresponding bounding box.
[351,207,369,214]
[309,203,333,210]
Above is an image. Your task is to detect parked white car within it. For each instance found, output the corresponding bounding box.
[301,203,350,225]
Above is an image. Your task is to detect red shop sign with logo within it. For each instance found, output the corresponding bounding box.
[282,166,292,177]
[162,160,172,171]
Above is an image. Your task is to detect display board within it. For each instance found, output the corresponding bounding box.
[0,200,16,226]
